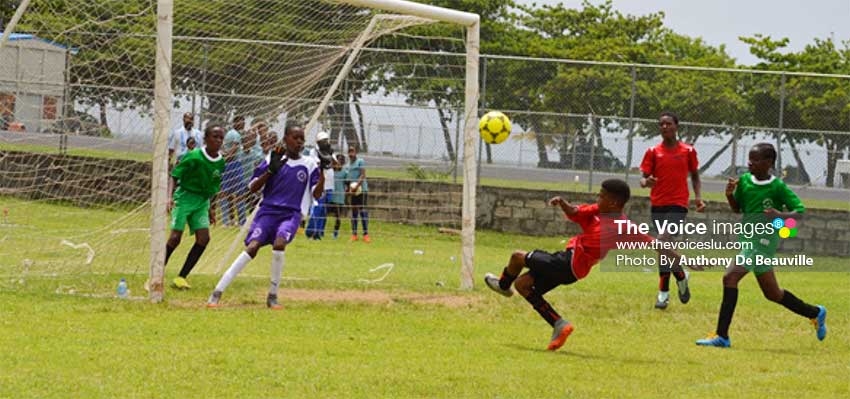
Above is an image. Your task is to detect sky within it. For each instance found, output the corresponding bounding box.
[518,0,850,65]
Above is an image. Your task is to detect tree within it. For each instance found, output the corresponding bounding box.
[17,0,156,134]
[743,34,850,186]
[1,0,21,29]
[359,0,518,161]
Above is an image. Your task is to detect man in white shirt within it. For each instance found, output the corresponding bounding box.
[169,113,202,164]
[305,131,336,239]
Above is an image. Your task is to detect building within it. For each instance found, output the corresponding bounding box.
[0,32,73,133]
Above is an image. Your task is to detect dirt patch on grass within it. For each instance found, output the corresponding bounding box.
[283,288,478,307]
[167,288,479,309]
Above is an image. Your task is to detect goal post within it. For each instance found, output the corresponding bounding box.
[149,0,174,303]
[330,0,481,291]
[148,0,481,300]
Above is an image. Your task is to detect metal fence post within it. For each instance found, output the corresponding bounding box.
[476,56,487,185]
[199,43,208,127]
[625,65,636,182]
[777,72,786,172]
[588,114,596,193]
[454,107,461,184]
[416,124,422,159]
[730,124,739,171]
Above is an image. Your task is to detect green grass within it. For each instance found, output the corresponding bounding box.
[1,198,848,397]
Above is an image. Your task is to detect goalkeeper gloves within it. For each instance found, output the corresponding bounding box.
[268,145,287,175]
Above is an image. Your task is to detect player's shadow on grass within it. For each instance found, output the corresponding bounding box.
[505,343,658,365]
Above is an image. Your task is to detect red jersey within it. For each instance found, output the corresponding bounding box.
[640,141,698,208]
[565,204,655,279]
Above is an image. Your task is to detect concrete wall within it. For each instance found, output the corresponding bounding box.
[368,182,850,257]
[1,151,847,256]
[0,151,149,206]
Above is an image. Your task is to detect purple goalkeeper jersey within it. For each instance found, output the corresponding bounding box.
[251,154,321,215]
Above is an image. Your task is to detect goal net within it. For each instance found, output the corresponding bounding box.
[0,0,479,300]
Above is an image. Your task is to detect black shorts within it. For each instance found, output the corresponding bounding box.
[650,205,688,237]
[351,192,368,207]
[525,249,577,296]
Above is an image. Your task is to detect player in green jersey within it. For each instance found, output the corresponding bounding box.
[164,124,225,289]
[696,143,826,348]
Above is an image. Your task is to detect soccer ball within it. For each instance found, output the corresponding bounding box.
[349,182,362,195]
[479,111,512,144]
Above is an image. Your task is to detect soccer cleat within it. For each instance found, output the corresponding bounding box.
[206,291,222,308]
[810,305,827,341]
[483,272,514,297]
[333,231,339,239]
[695,333,731,348]
[547,319,574,351]
[655,291,669,309]
[676,271,691,304]
[350,235,359,242]
[172,276,191,290]
[363,234,371,243]
[266,293,283,310]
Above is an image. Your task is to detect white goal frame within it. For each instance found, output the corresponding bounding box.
[148,0,480,302]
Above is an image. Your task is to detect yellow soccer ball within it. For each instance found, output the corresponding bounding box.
[479,111,512,144]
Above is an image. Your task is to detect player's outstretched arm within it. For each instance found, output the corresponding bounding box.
[548,196,578,216]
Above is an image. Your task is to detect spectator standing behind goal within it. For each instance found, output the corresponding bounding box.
[240,121,266,211]
[169,112,202,165]
[639,111,704,310]
[207,124,324,309]
[147,124,225,291]
[305,131,335,240]
[328,154,347,239]
[346,145,369,242]
[179,137,196,162]
[220,116,247,226]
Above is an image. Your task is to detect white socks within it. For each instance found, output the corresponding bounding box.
[214,251,253,292]
[270,250,285,295]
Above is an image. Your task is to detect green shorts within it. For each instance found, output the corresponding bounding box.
[736,248,774,277]
[171,189,210,234]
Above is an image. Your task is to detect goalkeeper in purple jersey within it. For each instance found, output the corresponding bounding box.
[207,124,325,309]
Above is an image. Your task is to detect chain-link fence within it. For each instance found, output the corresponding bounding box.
[479,55,850,192]
[3,43,849,194]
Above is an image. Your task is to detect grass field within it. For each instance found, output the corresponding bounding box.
[1,199,848,398]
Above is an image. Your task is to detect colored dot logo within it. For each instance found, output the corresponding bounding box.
[773,217,798,239]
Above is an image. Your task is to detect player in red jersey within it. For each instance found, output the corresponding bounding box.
[640,111,704,310]
[483,179,685,351]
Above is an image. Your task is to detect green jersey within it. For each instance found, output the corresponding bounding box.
[733,172,804,254]
[171,148,225,199]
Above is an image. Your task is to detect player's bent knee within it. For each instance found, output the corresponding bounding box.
[722,272,740,287]
[514,276,533,297]
[763,289,783,303]
[511,251,527,264]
